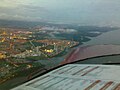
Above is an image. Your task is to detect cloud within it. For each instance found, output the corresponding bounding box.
[1,0,120,26]
[0,13,42,21]
[0,2,49,21]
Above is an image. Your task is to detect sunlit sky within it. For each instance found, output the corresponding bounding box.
[0,0,120,26]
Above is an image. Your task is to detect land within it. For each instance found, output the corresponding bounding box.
[0,20,119,89]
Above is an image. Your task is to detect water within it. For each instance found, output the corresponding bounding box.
[75,55,120,64]
[81,29,120,64]
[84,29,120,45]
[38,29,120,68]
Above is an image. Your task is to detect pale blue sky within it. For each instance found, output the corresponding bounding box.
[0,0,120,26]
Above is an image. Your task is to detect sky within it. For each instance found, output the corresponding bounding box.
[0,0,120,26]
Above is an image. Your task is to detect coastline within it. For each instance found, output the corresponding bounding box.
[61,44,120,64]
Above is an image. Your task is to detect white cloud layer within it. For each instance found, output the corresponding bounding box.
[0,0,120,26]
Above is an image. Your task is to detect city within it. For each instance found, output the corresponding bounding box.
[0,26,79,85]
[1,0,120,90]
[0,21,117,89]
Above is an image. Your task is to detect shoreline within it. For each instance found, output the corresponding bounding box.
[62,44,120,64]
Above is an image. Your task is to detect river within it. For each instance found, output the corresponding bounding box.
[79,29,120,64]
[83,29,120,45]
[38,29,120,68]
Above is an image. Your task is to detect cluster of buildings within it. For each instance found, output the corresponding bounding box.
[0,27,79,60]
[37,39,78,47]
[0,52,6,59]
[0,28,33,59]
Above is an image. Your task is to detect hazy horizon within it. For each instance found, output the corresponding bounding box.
[0,0,120,26]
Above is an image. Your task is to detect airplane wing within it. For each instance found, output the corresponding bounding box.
[11,64,120,90]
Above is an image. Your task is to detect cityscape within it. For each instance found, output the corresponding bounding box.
[1,0,120,90]
[0,20,118,89]
[0,26,79,85]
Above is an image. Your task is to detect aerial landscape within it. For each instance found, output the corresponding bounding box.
[1,0,120,90]
[0,20,119,89]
